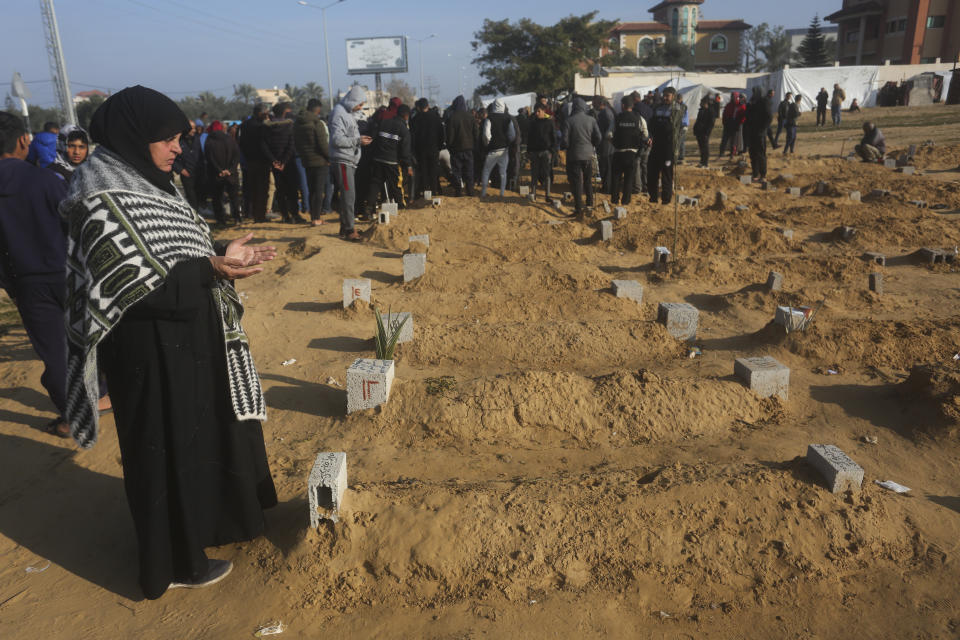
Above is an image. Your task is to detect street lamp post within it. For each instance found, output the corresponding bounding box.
[297,0,346,111]
[412,34,436,100]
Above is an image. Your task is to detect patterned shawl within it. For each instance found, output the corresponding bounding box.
[61,147,266,448]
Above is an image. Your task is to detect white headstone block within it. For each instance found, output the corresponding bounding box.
[423,190,432,200]
[346,358,395,414]
[308,452,347,527]
[614,206,627,219]
[600,220,613,241]
[403,253,427,282]
[519,186,530,196]
[385,312,414,343]
[432,197,442,207]
[734,355,790,400]
[342,278,371,308]
[378,210,392,224]
[612,280,643,304]
[381,202,399,216]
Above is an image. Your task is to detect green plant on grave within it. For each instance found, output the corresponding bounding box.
[374,307,408,360]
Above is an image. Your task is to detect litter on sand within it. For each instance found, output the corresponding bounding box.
[254,622,285,637]
[862,435,878,444]
[875,480,911,493]
[326,376,341,387]
[25,562,50,573]
[281,359,296,366]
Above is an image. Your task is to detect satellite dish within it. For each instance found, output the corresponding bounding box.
[11,72,31,99]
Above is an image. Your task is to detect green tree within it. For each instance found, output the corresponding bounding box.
[76,94,106,131]
[760,29,793,71]
[471,12,617,95]
[796,15,831,68]
[640,36,694,70]
[233,83,257,104]
[600,48,642,67]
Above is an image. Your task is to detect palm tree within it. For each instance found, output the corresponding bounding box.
[302,81,324,104]
[233,83,257,104]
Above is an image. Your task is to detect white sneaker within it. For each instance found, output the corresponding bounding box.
[169,559,233,590]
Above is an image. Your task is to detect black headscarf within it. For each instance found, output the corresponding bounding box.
[89,85,190,195]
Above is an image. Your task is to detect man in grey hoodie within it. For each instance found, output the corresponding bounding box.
[479,98,516,198]
[562,97,601,216]
[329,86,372,240]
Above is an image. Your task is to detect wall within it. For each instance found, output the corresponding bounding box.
[693,31,741,68]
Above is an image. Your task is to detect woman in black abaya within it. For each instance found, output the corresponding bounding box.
[61,85,278,599]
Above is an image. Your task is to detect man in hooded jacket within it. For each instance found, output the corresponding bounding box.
[445,96,476,196]
[329,86,372,240]
[411,98,443,198]
[562,97,602,216]
[647,87,684,205]
[479,99,516,198]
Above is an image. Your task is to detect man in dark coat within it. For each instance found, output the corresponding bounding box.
[293,98,330,226]
[238,103,271,222]
[526,102,557,201]
[816,88,829,126]
[593,97,616,194]
[855,122,886,162]
[647,87,683,205]
[0,111,71,437]
[632,91,654,195]
[610,95,648,205]
[561,97,602,216]
[693,96,715,168]
[774,92,793,147]
[744,87,772,182]
[205,120,242,225]
[764,89,778,149]
[364,104,413,213]
[173,121,202,211]
[445,95,476,196]
[262,102,303,223]
[411,98,443,198]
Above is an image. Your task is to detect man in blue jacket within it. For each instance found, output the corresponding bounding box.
[0,112,70,437]
[26,121,60,168]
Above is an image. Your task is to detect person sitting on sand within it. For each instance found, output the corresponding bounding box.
[849,98,861,112]
[854,122,886,162]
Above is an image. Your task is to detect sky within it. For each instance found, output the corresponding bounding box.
[3,0,840,111]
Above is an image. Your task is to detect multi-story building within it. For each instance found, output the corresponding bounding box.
[825,0,960,65]
[603,0,751,72]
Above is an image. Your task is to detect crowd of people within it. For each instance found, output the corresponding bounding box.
[0,78,889,601]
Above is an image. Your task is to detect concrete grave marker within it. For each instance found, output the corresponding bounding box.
[761,181,771,191]
[408,234,430,248]
[308,452,347,527]
[385,312,414,343]
[432,198,442,207]
[777,227,794,241]
[846,154,859,162]
[602,201,611,214]
[883,158,897,169]
[774,305,809,333]
[527,193,536,202]
[346,358,395,414]
[766,271,783,292]
[403,253,427,282]
[900,166,916,175]
[849,191,861,202]
[653,246,671,271]
[869,272,883,293]
[518,186,530,196]
[863,251,886,266]
[734,355,790,400]
[806,444,864,493]
[614,206,627,220]
[908,200,927,208]
[833,226,857,242]
[657,302,699,340]
[815,181,828,195]
[735,205,749,212]
[553,199,563,210]
[611,279,643,304]
[378,210,392,224]
[599,220,613,241]
[342,278,371,308]
[423,190,432,200]
[908,143,917,157]
[740,175,752,185]
[715,191,728,207]
[381,202,398,217]
[787,187,801,197]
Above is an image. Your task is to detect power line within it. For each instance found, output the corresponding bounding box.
[156,0,290,42]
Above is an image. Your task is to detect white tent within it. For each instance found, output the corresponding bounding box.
[610,81,728,113]
[747,65,881,111]
[480,92,536,115]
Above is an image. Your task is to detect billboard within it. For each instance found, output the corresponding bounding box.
[346,36,408,75]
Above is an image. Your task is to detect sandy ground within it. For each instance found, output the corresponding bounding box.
[1,104,959,639]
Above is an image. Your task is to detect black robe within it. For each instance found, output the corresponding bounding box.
[98,257,277,600]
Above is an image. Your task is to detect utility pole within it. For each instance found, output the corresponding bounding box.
[412,34,436,99]
[39,0,77,126]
